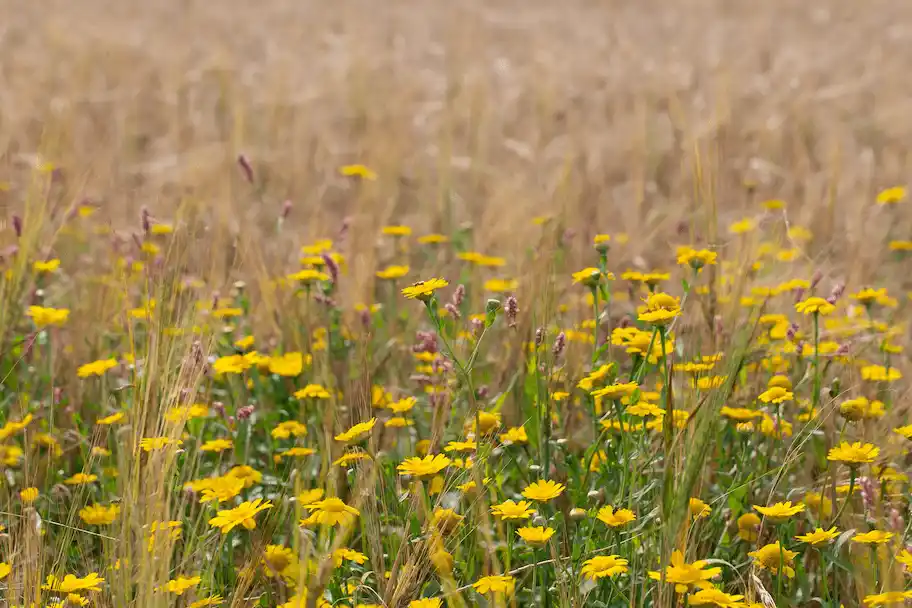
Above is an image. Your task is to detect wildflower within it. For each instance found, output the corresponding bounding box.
[828,441,879,465]
[688,589,748,607]
[499,426,528,444]
[164,404,209,423]
[42,573,105,593]
[397,454,451,478]
[638,292,681,326]
[300,497,360,526]
[467,411,501,436]
[596,505,636,527]
[431,508,464,535]
[721,407,763,422]
[64,473,98,485]
[796,527,840,546]
[200,439,233,453]
[896,549,912,569]
[409,600,442,608]
[472,575,515,594]
[737,513,761,542]
[572,267,602,287]
[287,269,330,283]
[895,424,912,440]
[444,440,477,453]
[749,542,798,577]
[521,479,565,501]
[20,487,39,503]
[852,530,893,544]
[728,218,756,234]
[77,358,118,378]
[418,234,448,244]
[159,575,201,595]
[863,591,912,606]
[296,488,324,504]
[490,500,535,521]
[795,297,835,316]
[333,451,371,467]
[139,437,182,452]
[340,164,378,180]
[269,352,304,376]
[804,492,833,518]
[334,418,376,442]
[34,259,61,273]
[753,501,805,522]
[191,476,244,503]
[26,305,70,327]
[516,526,555,546]
[484,278,519,292]
[388,397,417,413]
[591,382,638,400]
[648,550,721,592]
[376,265,410,280]
[189,596,224,608]
[333,548,368,566]
[0,562,10,580]
[272,420,309,439]
[78,504,120,525]
[689,498,711,519]
[875,186,906,205]
[294,384,330,399]
[581,555,629,580]
[676,247,717,270]
[208,498,273,533]
[402,278,448,301]
[861,364,902,382]
[757,386,792,404]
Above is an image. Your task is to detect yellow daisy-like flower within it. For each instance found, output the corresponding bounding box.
[757,386,793,404]
[689,497,711,519]
[301,497,360,527]
[864,591,912,606]
[208,499,273,533]
[287,269,330,283]
[27,305,70,327]
[728,218,756,234]
[397,454,452,478]
[591,382,639,400]
[332,548,368,567]
[77,358,118,378]
[294,384,330,399]
[827,441,879,465]
[572,267,602,287]
[408,599,442,608]
[64,473,98,485]
[79,504,120,526]
[490,500,535,521]
[159,575,201,595]
[418,234,449,245]
[638,292,681,326]
[334,418,377,442]
[875,186,906,205]
[648,550,721,593]
[852,530,893,544]
[272,420,309,439]
[42,572,105,593]
[339,164,378,181]
[676,246,717,269]
[748,542,798,578]
[737,513,761,542]
[139,437,182,452]
[516,526,554,546]
[753,501,805,521]
[376,265,410,280]
[596,505,636,527]
[200,439,233,453]
[896,549,912,569]
[484,278,519,292]
[268,352,304,377]
[794,297,835,316]
[895,424,912,440]
[401,278,449,301]
[861,364,902,382]
[521,479,566,501]
[795,527,840,546]
[472,575,515,594]
[0,562,9,580]
[381,225,411,236]
[688,588,748,607]
[581,555,629,580]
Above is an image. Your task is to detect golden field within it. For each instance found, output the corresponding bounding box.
[0,1,911,607]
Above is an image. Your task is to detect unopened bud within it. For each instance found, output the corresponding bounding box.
[569,507,587,521]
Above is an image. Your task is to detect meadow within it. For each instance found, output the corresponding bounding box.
[1,0,912,606]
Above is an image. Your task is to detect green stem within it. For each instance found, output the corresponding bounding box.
[812,313,821,408]
[829,468,856,526]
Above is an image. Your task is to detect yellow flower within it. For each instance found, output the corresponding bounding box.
[272,420,309,439]
[852,530,893,544]
[200,439,233,453]
[269,352,304,376]
[596,505,636,527]
[737,513,761,542]
[431,508,464,535]
[401,278,448,300]
[381,225,411,236]
[27,305,70,327]
[300,497,360,527]
[796,527,840,546]
[187,476,244,503]
[139,437,182,452]
[676,247,717,269]
[581,555,629,580]
[728,218,756,234]
[748,542,798,577]
[33,259,61,273]
[333,548,368,567]
[287,269,330,283]
[638,292,681,326]
[279,447,316,458]
[408,599,442,608]
[863,591,912,606]
[418,234,449,244]
[0,562,9,580]
[467,411,502,436]
[189,596,224,608]
[397,454,451,478]
[896,549,912,569]
[591,382,638,400]
[388,397,417,413]
[648,550,721,593]
[164,404,209,423]
[208,498,273,533]
[42,572,105,593]
[861,364,902,382]
[339,164,378,180]
[472,575,515,594]
[516,526,554,546]
[827,441,879,465]
[794,297,835,316]
[490,500,535,521]
[572,267,602,287]
[521,479,565,501]
[444,440,477,453]
[689,498,711,519]
[757,386,792,404]
[499,426,528,444]
[212,354,251,375]
[335,418,377,442]
[333,451,372,467]
[753,501,805,521]
[804,492,833,518]
[721,407,763,422]
[64,473,98,485]
[376,265,410,280]
[688,588,748,607]
[20,487,39,503]
[484,278,519,292]
[895,424,912,440]
[234,335,255,350]
[159,575,201,595]
[79,504,120,525]
[875,186,906,205]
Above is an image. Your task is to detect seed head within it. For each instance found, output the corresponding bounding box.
[505,295,518,328]
[553,331,567,357]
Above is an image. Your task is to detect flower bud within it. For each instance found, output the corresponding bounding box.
[569,507,587,521]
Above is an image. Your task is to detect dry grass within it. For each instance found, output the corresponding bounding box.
[1,1,912,607]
